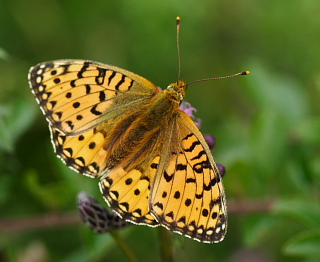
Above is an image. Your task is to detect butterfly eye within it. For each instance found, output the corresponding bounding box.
[166,81,187,101]
[166,84,177,91]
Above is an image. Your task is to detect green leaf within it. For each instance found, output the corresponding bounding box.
[246,62,308,123]
[283,230,320,258]
[294,117,320,144]
[24,170,73,209]
[273,199,320,228]
[0,47,10,60]
[6,98,37,143]
[0,116,14,152]
[242,214,280,247]
[0,98,37,152]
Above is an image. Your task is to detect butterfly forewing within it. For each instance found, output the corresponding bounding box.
[29,60,159,135]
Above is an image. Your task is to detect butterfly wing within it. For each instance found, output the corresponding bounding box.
[49,99,160,178]
[99,129,164,226]
[99,109,227,242]
[29,59,227,242]
[150,110,227,243]
[99,162,160,226]
[29,60,159,136]
[50,125,109,177]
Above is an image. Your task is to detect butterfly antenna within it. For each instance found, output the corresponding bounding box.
[176,16,182,81]
[187,70,250,86]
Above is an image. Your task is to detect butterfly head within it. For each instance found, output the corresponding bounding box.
[165,80,187,103]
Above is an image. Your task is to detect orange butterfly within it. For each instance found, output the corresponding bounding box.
[28,18,248,243]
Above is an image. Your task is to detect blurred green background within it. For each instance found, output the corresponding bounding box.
[1,0,320,261]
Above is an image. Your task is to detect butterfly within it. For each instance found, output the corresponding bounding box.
[28,59,228,243]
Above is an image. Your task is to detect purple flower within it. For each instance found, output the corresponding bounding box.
[180,101,202,128]
[77,192,128,233]
[217,164,226,178]
[180,100,226,178]
[203,134,216,150]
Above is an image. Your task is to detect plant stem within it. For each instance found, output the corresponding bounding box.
[110,230,138,262]
[0,200,274,233]
[158,227,173,262]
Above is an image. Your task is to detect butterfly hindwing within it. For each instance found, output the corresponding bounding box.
[29,60,159,135]
[50,125,108,177]
[99,162,160,226]
[98,124,165,226]
[150,110,227,243]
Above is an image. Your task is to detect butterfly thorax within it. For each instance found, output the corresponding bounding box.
[164,80,187,104]
[101,83,186,170]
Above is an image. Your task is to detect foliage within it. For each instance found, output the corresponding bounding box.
[1,0,320,261]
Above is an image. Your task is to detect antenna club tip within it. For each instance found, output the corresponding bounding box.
[242,70,250,75]
[176,17,181,23]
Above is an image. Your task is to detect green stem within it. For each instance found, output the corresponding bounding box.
[158,227,173,262]
[110,230,138,262]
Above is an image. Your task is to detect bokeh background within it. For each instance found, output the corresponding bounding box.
[1,1,320,261]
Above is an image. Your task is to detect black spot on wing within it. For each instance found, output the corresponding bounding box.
[77,62,90,78]
[85,84,91,94]
[64,147,73,156]
[65,120,74,130]
[154,202,164,210]
[119,202,129,211]
[164,171,174,182]
[191,150,206,160]
[186,178,196,183]
[51,70,57,76]
[166,211,174,219]
[134,189,140,195]
[182,133,193,140]
[202,209,209,217]
[204,178,218,191]
[185,198,192,206]
[70,79,76,87]
[107,70,116,85]
[210,197,222,208]
[91,105,103,115]
[125,178,133,185]
[133,208,142,216]
[178,216,186,224]
[173,191,181,199]
[75,156,86,166]
[96,68,107,85]
[115,74,126,90]
[193,160,211,174]
[73,102,80,108]
[99,91,106,101]
[195,193,203,199]
[176,163,187,171]
[185,140,201,152]
[88,142,96,149]
[151,163,158,169]
[111,190,119,199]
